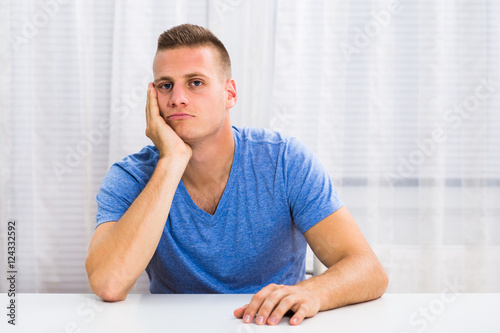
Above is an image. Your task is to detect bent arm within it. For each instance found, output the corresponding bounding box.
[85,155,188,301]
[298,206,388,310]
[235,206,388,325]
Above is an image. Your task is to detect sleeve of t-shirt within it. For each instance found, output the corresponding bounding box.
[95,163,142,229]
[283,137,343,234]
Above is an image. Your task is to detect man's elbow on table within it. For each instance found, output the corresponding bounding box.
[375,258,389,298]
[356,252,389,302]
[86,261,129,302]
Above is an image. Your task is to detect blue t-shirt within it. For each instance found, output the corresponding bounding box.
[95,126,343,294]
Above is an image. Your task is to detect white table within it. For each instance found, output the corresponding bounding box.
[2,293,499,332]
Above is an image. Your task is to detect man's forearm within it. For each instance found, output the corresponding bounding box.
[297,253,388,311]
[86,155,188,301]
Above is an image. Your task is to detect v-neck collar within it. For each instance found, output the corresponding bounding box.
[178,128,239,220]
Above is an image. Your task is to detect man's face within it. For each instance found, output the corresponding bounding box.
[152,46,236,145]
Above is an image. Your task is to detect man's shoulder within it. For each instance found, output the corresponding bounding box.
[233,126,308,156]
[233,126,290,146]
[110,145,159,184]
[116,145,159,168]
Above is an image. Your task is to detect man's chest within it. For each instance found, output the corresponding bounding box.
[185,184,226,215]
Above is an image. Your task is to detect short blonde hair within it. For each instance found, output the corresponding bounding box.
[157,24,231,79]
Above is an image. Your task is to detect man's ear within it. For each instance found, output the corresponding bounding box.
[225,78,237,109]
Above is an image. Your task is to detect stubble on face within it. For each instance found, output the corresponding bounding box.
[152,46,230,146]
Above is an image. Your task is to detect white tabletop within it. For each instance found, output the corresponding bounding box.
[2,293,500,332]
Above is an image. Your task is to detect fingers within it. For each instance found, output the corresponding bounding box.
[148,82,159,116]
[233,304,248,318]
[145,83,151,124]
[145,82,160,124]
[241,284,279,324]
[238,284,320,326]
[264,293,301,325]
[242,284,293,325]
[289,305,308,326]
[145,82,163,141]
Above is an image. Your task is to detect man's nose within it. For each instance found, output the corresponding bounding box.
[168,85,189,107]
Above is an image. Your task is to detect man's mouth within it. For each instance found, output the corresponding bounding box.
[167,113,194,120]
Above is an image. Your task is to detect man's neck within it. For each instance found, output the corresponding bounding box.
[181,122,235,190]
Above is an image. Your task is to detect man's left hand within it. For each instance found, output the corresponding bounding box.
[233,283,321,326]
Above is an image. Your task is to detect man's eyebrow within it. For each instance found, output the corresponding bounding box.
[154,76,172,83]
[154,73,209,83]
[184,72,209,79]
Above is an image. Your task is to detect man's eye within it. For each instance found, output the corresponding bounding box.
[160,83,172,90]
[191,80,202,87]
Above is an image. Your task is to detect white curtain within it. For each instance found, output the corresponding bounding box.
[1,0,499,294]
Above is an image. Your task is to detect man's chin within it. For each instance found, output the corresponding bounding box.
[172,129,199,147]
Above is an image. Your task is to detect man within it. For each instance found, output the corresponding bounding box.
[85,24,388,326]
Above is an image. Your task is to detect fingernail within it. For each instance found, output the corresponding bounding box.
[291,317,299,325]
[257,315,265,325]
[269,316,277,325]
[244,314,251,323]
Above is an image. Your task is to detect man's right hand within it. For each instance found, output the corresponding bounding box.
[86,83,193,302]
[145,82,192,161]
